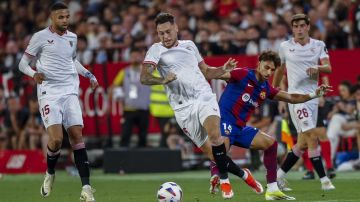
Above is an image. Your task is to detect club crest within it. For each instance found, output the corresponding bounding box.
[260,91,266,99]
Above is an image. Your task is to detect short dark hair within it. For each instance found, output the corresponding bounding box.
[258,50,281,68]
[155,12,175,26]
[291,14,310,26]
[50,2,68,12]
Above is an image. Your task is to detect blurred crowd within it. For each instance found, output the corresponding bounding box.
[0,0,359,171]
[0,0,360,68]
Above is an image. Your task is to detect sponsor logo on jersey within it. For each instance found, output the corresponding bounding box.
[260,91,266,99]
[242,93,250,102]
[242,93,259,107]
[69,41,73,47]
[289,49,295,52]
[47,40,54,44]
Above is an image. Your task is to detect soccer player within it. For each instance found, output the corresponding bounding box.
[18,2,97,202]
[273,14,335,191]
[214,50,332,200]
[141,12,259,199]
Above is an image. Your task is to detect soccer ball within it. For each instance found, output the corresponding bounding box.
[157,182,183,202]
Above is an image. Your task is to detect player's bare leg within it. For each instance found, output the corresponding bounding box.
[203,115,233,199]
[250,131,294,200]
[41,124,63,197]
[67,125,95,202]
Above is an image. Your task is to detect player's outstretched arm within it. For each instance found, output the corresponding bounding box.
[273,84,332,104]
[140,63,176,85]
[18,54,45,84]
[198,58,237,80]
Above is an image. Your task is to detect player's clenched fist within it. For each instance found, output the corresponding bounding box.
[162,72,177,84]
[90,79,99,90]
[33,73,46,84]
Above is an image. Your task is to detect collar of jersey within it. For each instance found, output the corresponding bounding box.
[49,26,67,36]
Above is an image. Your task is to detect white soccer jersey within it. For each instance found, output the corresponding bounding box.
[25,26,79,100]
[279,38,329,101]
[144,40,213,110]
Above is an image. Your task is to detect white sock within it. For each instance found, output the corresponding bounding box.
[242,170,248,180]
[267,182,279,192]
[220,178,230,184]
[320,176,330,184]
[277,168,286,179]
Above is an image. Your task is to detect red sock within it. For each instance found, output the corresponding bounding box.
[264,141,278,183]
[210,161,220,176]
[320,140,333,169]
[302,150,314,172]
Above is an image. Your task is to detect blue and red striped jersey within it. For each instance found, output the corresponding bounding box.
[219,68,279,127]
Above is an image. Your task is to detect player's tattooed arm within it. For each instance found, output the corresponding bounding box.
[140,63,176,85]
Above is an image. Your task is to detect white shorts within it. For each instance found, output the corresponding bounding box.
[174,94,220,147]
[288,101,318,133]
[38,94,83,129]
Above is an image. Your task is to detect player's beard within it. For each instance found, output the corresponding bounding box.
[163,39,176,48]
[56,24,68,32]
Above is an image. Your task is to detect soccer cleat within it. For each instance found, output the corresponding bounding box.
[321,180,335,191]
[302,171,315,180]
[265,190,296,200]
[277,178,292,192]
[327,168,336,179]
[80,185,96,202]
[209,175,220,194]
[40,171,55,197]
[220,181,234,199]
[243,168,264,194]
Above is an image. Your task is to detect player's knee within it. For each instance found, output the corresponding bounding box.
[49,138,62,150]
[209,135,223,146]
[265,138,276,149]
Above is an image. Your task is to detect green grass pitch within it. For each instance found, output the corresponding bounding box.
[0,170,359,202]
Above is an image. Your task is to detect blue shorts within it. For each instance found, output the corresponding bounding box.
[220,120,259,148]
